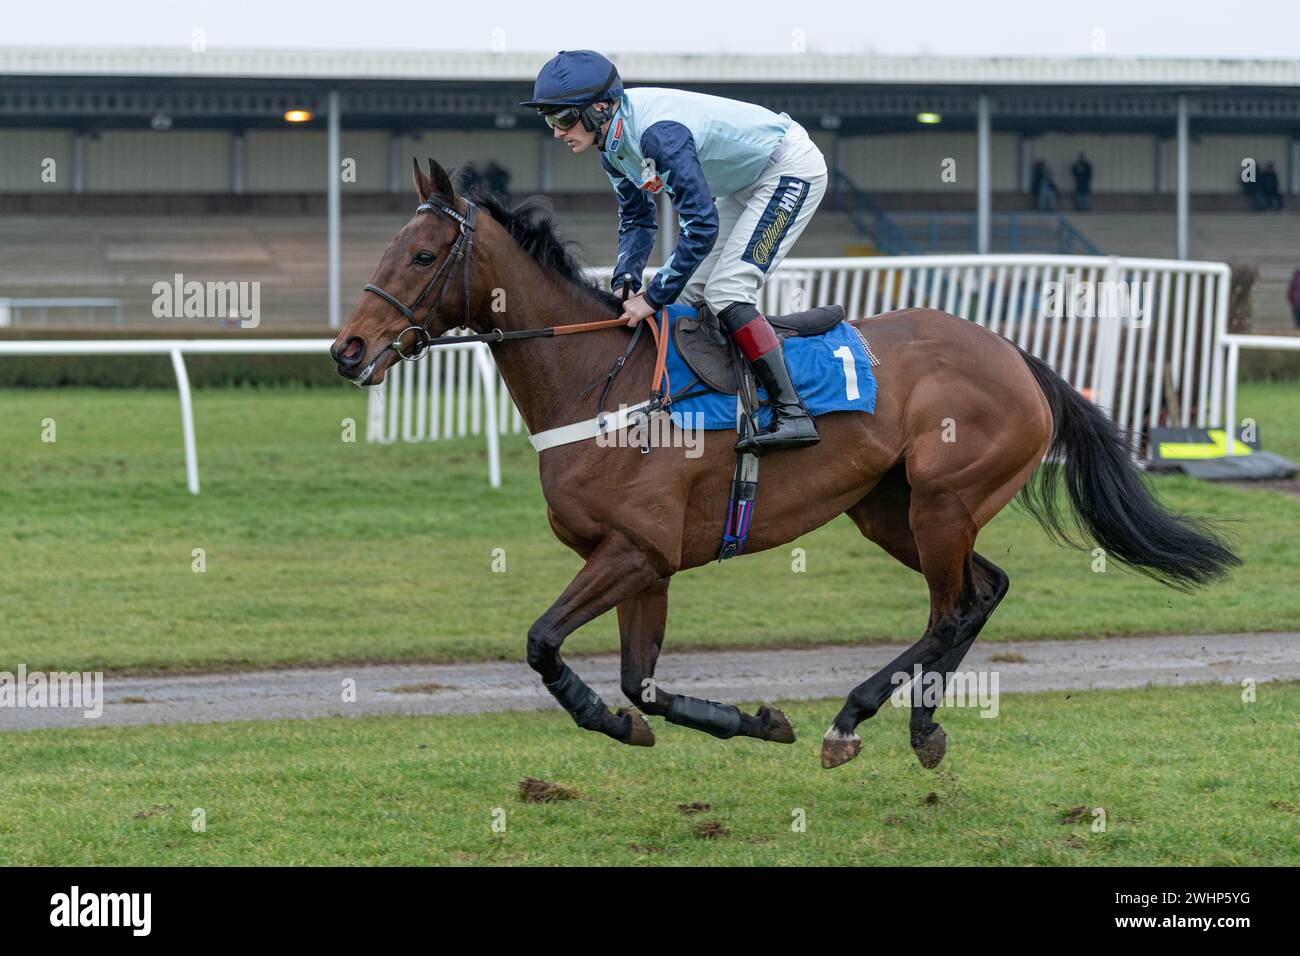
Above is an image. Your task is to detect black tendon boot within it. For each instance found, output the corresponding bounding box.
[716,302,820,455]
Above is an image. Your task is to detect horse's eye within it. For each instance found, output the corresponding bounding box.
[413,251,436,266]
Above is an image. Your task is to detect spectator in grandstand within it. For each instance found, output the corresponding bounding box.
[1070,153,1093,211]
[1288,265,1300,329]
[1242,170,1259,210]
[1030,159,1057,211]
[1258,162,1284,211]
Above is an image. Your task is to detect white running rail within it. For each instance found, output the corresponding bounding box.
[741,254,1233,458]
[0,338,502,493]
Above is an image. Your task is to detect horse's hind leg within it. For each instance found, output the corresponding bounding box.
[905,552,1009,768]
[822,476,1005,769]
[616,581,796,744]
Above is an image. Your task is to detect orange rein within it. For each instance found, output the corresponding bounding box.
[551,308,671,403]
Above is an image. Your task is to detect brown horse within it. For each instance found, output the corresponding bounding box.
[332,160,1239,770]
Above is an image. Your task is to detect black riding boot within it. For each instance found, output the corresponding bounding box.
[716,302,820,455]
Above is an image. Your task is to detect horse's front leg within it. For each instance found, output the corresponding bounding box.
[527,533,664,746]
[617,579,796,745]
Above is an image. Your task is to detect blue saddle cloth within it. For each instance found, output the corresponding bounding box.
[660,304,877,430]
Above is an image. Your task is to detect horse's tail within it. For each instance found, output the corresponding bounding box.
[1016,348,1240,591]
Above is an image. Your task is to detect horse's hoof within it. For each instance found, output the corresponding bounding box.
[820,727,862,769]
[756,705,797,744]
[617,707,655,747]
[911,724,947,769]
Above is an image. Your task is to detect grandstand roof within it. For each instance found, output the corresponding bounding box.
[1,48,1296,135]
[3,46,1299,87]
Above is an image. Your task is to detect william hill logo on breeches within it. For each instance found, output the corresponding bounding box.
[743,176,809,272]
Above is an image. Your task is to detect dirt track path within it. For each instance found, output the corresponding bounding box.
[2,631,1296,731]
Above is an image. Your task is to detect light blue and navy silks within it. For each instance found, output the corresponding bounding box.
[655,304,878,430]
[598,88,795,310]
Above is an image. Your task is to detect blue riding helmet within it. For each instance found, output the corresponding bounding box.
[520,50,623,132]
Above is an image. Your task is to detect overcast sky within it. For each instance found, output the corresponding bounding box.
[5,0,1299,58]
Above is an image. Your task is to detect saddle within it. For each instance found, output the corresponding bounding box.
[673,303,845,395]
[663,301,845,563]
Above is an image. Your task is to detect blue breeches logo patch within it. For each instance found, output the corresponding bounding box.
[742,176,809,272]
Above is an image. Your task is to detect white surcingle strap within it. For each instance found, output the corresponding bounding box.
[528,399,653,452]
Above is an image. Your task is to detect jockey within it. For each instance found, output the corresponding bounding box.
[521,50,826,454]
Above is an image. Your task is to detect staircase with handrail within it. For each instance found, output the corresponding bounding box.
[830,168,1101,256]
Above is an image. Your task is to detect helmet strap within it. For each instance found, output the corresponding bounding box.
[579,64,620,137]
[580,103,607,136]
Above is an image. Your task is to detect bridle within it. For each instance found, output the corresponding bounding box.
[351,196,672,417]
[354,196,479,383]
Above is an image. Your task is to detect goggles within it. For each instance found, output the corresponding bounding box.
[541,107,584,131]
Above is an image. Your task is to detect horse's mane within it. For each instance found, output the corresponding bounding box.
[457,177,623,313]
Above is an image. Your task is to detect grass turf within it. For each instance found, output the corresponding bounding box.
[0,382,1298,673]
[0,681,1294,866]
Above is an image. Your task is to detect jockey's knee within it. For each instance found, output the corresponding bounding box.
[705,292,748,319]
[714,301,763,335]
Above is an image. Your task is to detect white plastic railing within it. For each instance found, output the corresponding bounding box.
[0,338,502,493]
[0,297,124,328]
[1218,334,1300,458]
[364,339,523,444]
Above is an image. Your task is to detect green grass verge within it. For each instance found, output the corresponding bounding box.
[0,682,1294,866]
[1236,379,1300,464]
[1,384,1298,673]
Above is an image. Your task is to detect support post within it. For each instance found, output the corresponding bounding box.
[474,345,502,489]
[1093,257,1123,417]
[1176,96,1189,260]
[976,94,991,255]
[170,349,200,495]
[71,132,86,194]
[1289,137,1299,195]
[328,90,342,329]
[1224,341,1239,458]
[231,130,246,194]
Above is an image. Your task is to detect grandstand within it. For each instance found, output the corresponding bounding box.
[1,48,1298,329]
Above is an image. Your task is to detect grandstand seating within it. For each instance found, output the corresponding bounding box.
[0,202,1294,330]
[0,201,864,329]
[1065,213,1300,330]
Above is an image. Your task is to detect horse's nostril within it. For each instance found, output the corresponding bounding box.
[332,336,366,367]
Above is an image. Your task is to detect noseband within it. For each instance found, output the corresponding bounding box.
[355,197,479,382]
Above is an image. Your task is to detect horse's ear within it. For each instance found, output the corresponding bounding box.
[412,157,434,203]
[427,158,455,201]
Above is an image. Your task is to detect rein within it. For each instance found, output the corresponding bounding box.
[357,197,670,407]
